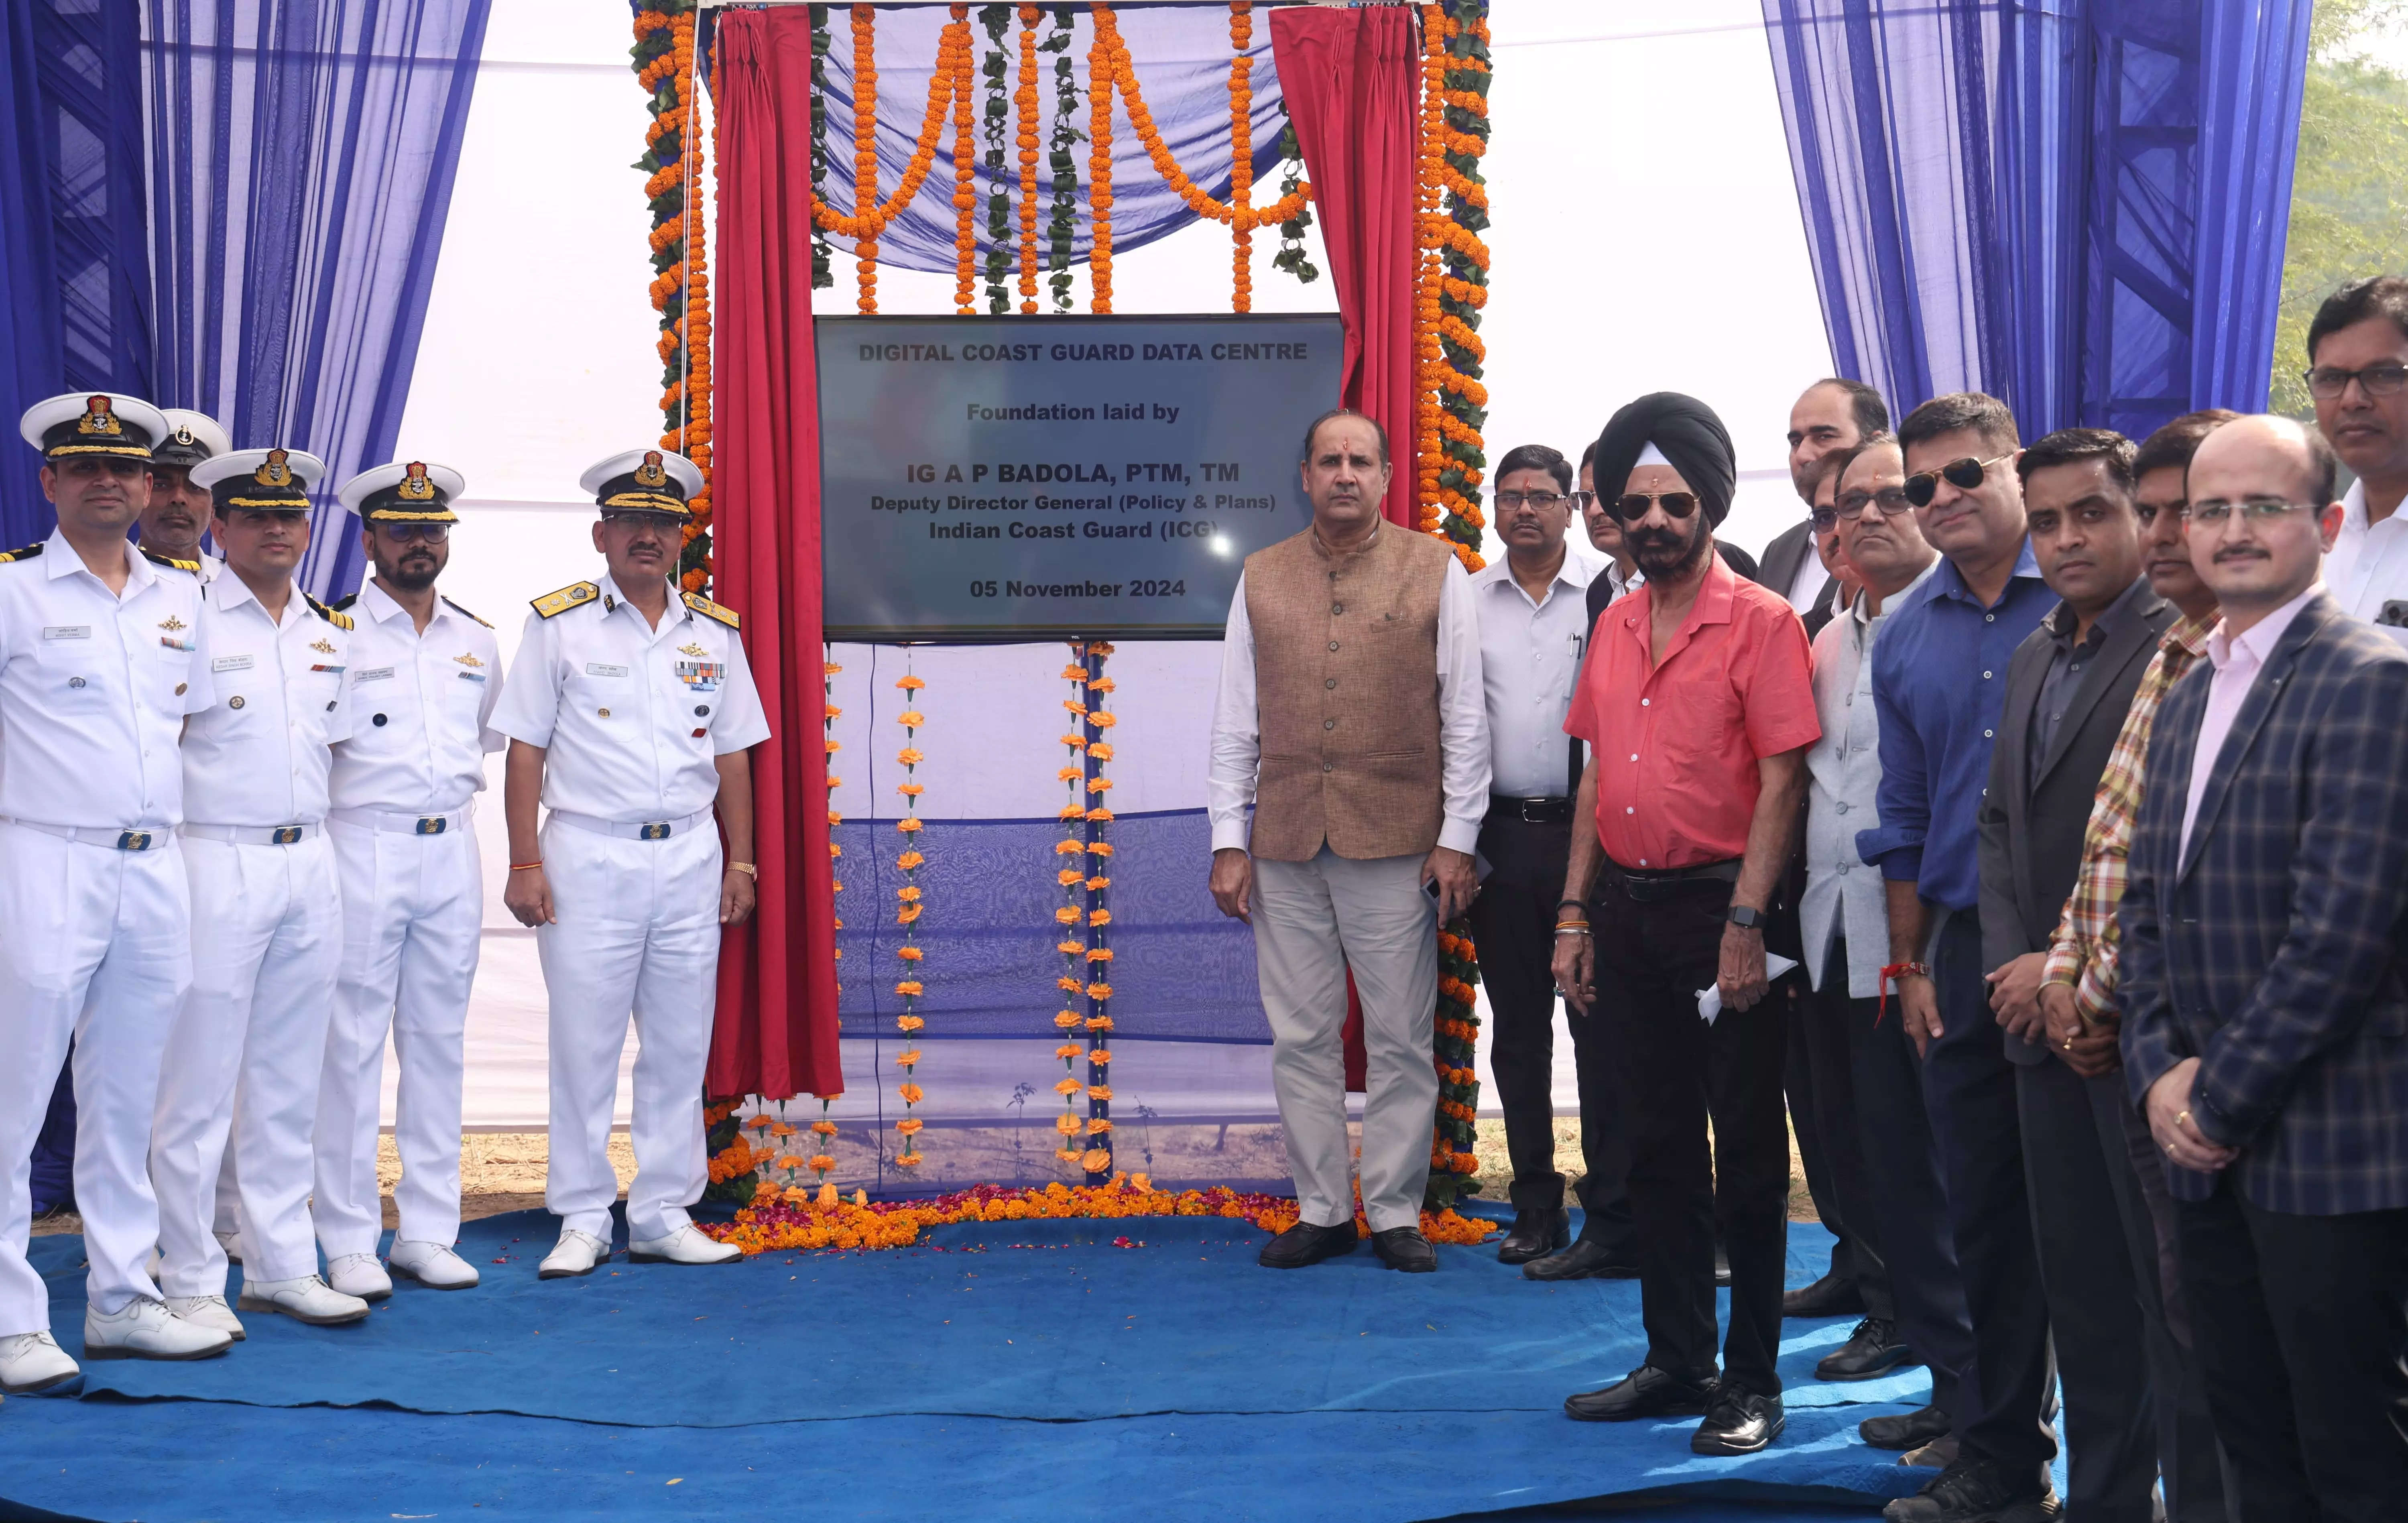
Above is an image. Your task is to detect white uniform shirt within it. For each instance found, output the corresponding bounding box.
[489,573,771,821]
[1469,549,1594,798]
[328,582,505,814]
[0,532,214,829]
[1207,547,1491,856]
[181,573,354,827]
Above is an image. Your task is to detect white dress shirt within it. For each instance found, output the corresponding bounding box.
[2320,478,2408,643]
[1802,560,1938,996]
[1469,548,1595,797]
[328,582,506,815]
[1208,549,1491,855]
[0,531,214,829]
[490,573,772,822]
[1601,560,1645,605]
[182,572,354,827]
[1786,544,1829,615]
[2180,581,2322,860]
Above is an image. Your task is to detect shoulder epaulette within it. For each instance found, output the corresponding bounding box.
[681,590,740,629]
[306,593,354,631]
[532,581,601,619]
[327,593,358,613]
[443,594,493,628]
[0,541,43,565]
[140,546,202,574]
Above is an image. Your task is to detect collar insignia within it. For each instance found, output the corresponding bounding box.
[311,637,336,655]
[158,614,187,633]
[633,451,667,488]
[78,396,120,436]
[397,461,435,501]
[455,651,485,667]
[255,449,293,487]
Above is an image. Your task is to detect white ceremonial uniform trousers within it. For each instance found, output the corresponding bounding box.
[1250,848,1440,1233]
[0,823,192,1334]
[152,834,343,1294]
[313,817,482,1259]
[535,817,722,1244]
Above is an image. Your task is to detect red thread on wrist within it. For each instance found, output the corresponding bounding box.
[1876,961,1932,1026]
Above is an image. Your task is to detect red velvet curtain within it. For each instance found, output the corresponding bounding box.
[1267,4,1422,529]
[706,7,842,1100]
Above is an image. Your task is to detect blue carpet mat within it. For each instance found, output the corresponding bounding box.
[7,1210,1938,1522]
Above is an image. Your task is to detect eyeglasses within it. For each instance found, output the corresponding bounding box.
[1494,490,1568,511]
[1609,490,1700,522]
[2303,362,2408,401]
[377,523,450,543]
[1902,452,2014,508]
[1568,490,1598,513]
[1831,486,1914,524]
[2182,500,2316,527]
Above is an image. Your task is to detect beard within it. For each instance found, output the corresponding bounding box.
[1628,513,1710,581]
[373,548,442,592]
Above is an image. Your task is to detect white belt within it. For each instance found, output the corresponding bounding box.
[1,817,174,852]
[547,807,712,842]
[329,807,469,837]
[181,823,321,846]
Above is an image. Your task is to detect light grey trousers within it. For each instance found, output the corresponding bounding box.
[1251,848,1439,1232]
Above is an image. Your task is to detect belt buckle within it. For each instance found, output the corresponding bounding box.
[115,830,152,852]
[415,816,447,836]
[271,826,303,845]
[639,821,672,841]
[1519,799,1552,824]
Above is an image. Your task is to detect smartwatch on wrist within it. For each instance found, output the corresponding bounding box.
[1725,904,1765,930]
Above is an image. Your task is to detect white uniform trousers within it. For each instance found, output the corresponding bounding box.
[1250,848,1440,1233]
[0,823,192,1333]
[535,817,722,1243]
[151,834,342,1293]
[314,817,482,1258]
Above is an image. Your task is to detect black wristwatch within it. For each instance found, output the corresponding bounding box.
[1726,904,1765,930]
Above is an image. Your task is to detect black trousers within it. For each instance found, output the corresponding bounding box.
[1924,911,2056,1478]
[2176,1180,2408,1523]
[1591,871,1788,1396]
[1789,960,1891,1318]
[1468,814,1635,1244]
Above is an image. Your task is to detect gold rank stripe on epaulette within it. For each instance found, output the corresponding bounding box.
[532,581,600,619]
[0,541,44,565]
[681,590,740,629]
[140,546,202,573]
[305,594,354,631]
[443,595,492,628]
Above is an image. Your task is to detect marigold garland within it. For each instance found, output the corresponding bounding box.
[1043,6,1082,311]
[980,4,1013,313]
[950,4,978,313]
[809,4,835,290]
[1086,16,1115,312]
[1079,643,1117,1176]
[1414,1,1491,574]
[1090,6,1308,237]
[1227,2,1254,313]
[1427,929,1485,1208]
[1013,7,1042,313]
[1049,647,1093,1165]
[630,1,714,590]
[893,662,932,1168]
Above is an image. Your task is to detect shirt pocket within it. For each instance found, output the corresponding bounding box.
[1653,668,1742,766]
[35,634,113,715]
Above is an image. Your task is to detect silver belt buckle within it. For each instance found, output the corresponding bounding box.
[639,821,672,841]
[271,826,304,845]
[115,830,153,852]
[415,816,447,835]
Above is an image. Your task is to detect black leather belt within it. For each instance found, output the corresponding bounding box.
[1487,795,1572,825]
[1602,856,1741,902]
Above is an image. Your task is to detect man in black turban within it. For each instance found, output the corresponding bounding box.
[1582,394,1761,630]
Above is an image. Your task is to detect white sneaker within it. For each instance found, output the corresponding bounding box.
[216,1229,246,1265]
[388,1239,480,1290]
[325,1253,393,1300]
[0,1330,81,1392]
[628,1224,741,1266]
[83,1299,234,1361]
[537,1228,611,1279]
[163,1295,245,1341]
[236,1275,372,1326]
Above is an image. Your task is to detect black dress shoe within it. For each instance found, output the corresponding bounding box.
[1816,1317,1918,1381]
[1691,1387,1785,1454]
[1370,1226,1436,1273]
[1257,1219,1359,1269]
[1522,1237,1639,1281]
[1781,1266,1865,1318]
[1496,1207,1570,1265]
[1859,1402,1951,1451]
[1881,1455,2061,1522]
[1563,1364,1715,1422]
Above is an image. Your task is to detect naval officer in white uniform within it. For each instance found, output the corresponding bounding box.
[312,461,502,1295]
[489,448,768,1279]
[140,410,231,584]
[0,393,230,1394]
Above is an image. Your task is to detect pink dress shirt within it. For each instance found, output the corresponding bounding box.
[2180,582,2322,860]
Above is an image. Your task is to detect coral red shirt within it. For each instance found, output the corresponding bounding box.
[1565,554,1820,870]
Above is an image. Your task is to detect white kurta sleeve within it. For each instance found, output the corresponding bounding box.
[1206,572,1260,854]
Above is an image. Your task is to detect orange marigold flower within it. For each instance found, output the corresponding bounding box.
[825,737,840,754]
[1085,808,1114,823]
[1088,742,1114,762]
[1054,1077,1082,1096]
[897,710,926,727]
[895,674,926,690]
[1086,1118,1112,1135]
[1089,1049,1111,1064]
[898,1083,923,1104]
[811,1118,839,1135]
[808,1153,837,1173]
[896,818,923,834]
[826,776,843,790]
[896,1049,921,1068]
[892,1152,922,1167]
[1053,1010,1081,1029]
[1086,777,1113,793]
[1061,663,1088,680]
[1058,803,1085,821]
[1085,1015,1114,1032]
[1055,838,1083,856]
[1054,1112,1082,1135]
[1086,842,1114,857]
[1055,907,1080,925]
[1088,909,1112,927]
[897,747,924,766]
[1086,982,1113,1000]
[897,905,923,925]
[1055,1042,1082,1059]
[898,781,925,797]
[1057,939,1084,956]
[770,1121,797,1137]
[1058,867,1085,886]
[1056,1148,1083,1164]
[897,850,925,870]
[1058,976,1083,994]
[825,662,844,677]
[897,886,922,902]
[1057,766,1082,783]
[895,1117,924,1136]
[748,1114,774,1131]
[1080,1147,1113,1172]
[1059,733,1087,749]
[1087,1084,1113,1102]
[1089,711,1117,729]
[825,704,842,721]
[897,946,923,962]
[1085,947,1115,963]
[1086,875,1110,891]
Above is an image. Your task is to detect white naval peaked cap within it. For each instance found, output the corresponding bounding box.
[581,447,704,502]
[191,447,328,504]
[18,391,172,459]
[338,460,469,519]
[154,409,233,464]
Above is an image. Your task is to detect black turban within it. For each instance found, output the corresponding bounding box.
[1590,391,1737,527]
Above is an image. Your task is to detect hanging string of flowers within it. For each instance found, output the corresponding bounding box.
[1014,6,1042,314]
[1045,6,1082,311]
[1428,929,1484,1208]
[1086,16,1115,313]
[980,5,1013,312]
[819,655,846,1196]
[809,4,835,290]
[1227,2,1255,314]
[1271,98,1318,285]
[808,6,974,315]
[1415,0,1491,571]
[1080,644,1118,1177]
[950,5,978,313]
[1090,7,1310,245]
[630,0,713,589]
[893,663,931,1171]
[1051,649,1093,1167]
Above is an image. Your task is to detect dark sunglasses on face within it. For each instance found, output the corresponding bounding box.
[1609,490,1700,522]
[378,522,449,544]
[1902,451,2014,509]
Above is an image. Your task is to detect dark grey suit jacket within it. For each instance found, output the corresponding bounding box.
[1978,578,2176,1064]
[1758,518,1824,610]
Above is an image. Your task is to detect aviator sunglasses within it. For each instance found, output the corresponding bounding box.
[1607,490,1700,522]
[1902,451,2014,508]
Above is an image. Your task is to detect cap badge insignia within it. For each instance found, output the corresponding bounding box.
[634,451,668,488]
[397,462,436,501]
[255,449,293,487]
[171,426,197,447]
[158,615,187,633]
[78,396,120,436]
[311,637,336,655]
[678,642,708,657]
[455,652,484,667]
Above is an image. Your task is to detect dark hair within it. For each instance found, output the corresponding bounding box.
[1494,443,1572,494]
[1816,432,1894,496]
[1809,378,1890,439]
[1898,391,2020,455]
[2014,427,2135,495]
[1300,407,1389,467]
[1576,439,1595,472]
[2131,408,2239,480]
[2307,276,2408,362]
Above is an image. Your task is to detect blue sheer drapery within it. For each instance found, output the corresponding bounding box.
[0,0,488,598]
[1759,0,2312,439]
[820,5,1290,276]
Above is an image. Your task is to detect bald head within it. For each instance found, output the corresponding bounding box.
[2187,413,2336,510]
[2184,414,2344,631]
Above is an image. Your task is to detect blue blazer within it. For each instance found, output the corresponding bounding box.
[2119,593,2408,1214]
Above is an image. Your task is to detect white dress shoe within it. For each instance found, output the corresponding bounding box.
[628,1225,741,1265]
[236,1275,372,1326]
[163,1295,245,1341]
[538,1228,612,1279]
[216,1229,246,1265]
[388,1239,480,1290]
[83,1299,234,1361]
[325,1253,393,1300]
[0,1330,81,1392]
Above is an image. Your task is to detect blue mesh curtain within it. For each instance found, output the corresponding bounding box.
[0,0,489,597]
[1759,0,2312,439]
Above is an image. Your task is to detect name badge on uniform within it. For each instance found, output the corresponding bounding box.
[42,626,89,641]
[354,666,395,684]
[213,654,254,673]
[675,661,724,692]
[586,662,630,678]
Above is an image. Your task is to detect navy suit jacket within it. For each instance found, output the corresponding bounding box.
[2119,592,2408,1213]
